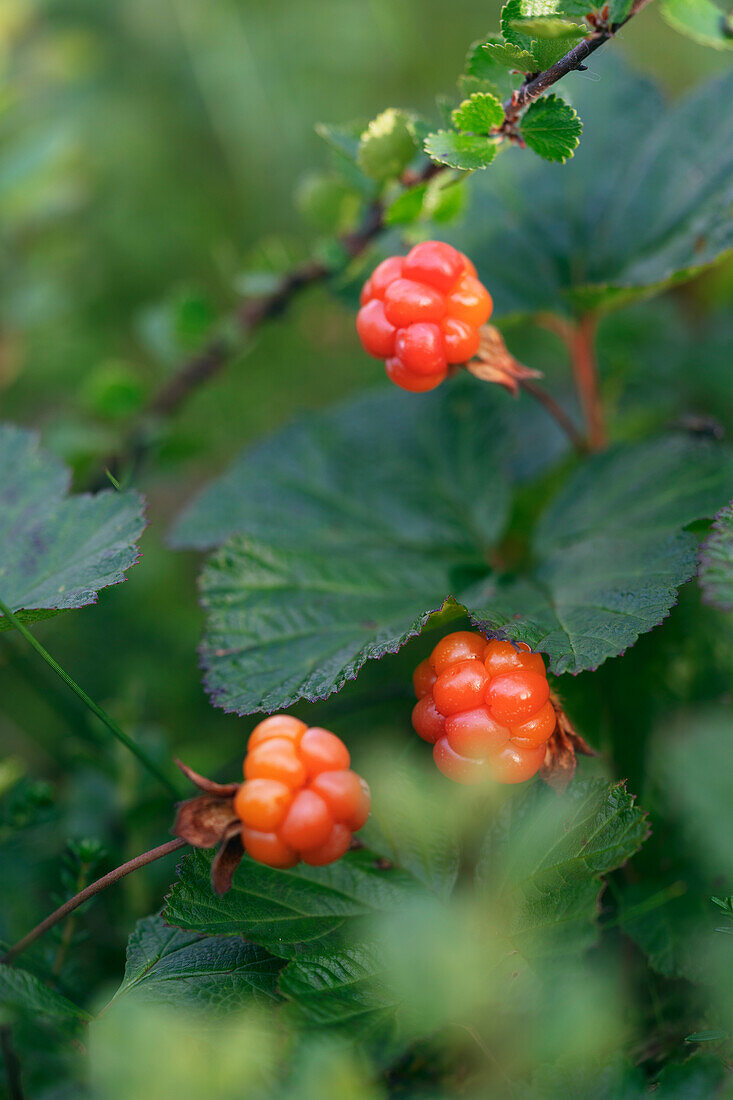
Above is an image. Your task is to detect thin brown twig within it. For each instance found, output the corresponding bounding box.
[1,838,186,966]
[96,4,650,485]
[519,378,587,453]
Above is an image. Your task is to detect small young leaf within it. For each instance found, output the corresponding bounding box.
[384,184,427,226]
[699,502,733,610]
[463,37,519,97]
[501,0,536,48]
[424,130,499,171]
[0,424,146,631]
[483,40,537,68]
[510,15,588,35]
[661,0,733,48]
[520,93,582,162]
[452,92,504,134]
[357,109,417,183]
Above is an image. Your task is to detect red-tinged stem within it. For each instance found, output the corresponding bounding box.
[1,838,187,966]
[570,314,606,450]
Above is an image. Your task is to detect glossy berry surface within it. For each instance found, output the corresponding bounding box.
[357,241,492,392]
[236,715,370,868]
[411,632,555,785]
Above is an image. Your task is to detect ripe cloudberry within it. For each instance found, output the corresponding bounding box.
[235,715,370,868]
[357,241,492,392]
[410,632,555,785]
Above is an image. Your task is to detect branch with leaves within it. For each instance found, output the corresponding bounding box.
[98,0,656,486]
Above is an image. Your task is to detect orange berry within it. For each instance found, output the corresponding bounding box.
[433,659,490,717]
[430,631,487,674]
[360,256,404,304]
[486,671,550,727]
[402,240,465,294]
[301,823,353,866]
[510,700,556,748]
[244,737,307,788]
[234,778,293,831]
[433,737,488,785]
[248,714,307,752]
[383,278,446,327]
[440,316,481,364]
[298,727,351,777]
[394,322,447,375]
[242,827,298,869]
[310,769,371,830]
[385,357,446,393]
[445,706,509,759]
[488,742,546,784]
[279,789,333,852]
[356,299,397,359]
[446,273,492,327]
[411,694,446,743]
[413,658,437,699]
[484,640,546,680]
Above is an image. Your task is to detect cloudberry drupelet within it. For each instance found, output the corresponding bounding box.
[357,241,492,392]
[411,633,555,784]
[235,715,370,868]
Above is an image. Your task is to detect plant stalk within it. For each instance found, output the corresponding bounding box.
[0,598,179,798]
[1,838,187,966]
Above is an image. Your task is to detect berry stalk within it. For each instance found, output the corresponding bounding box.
[1,838,187,966]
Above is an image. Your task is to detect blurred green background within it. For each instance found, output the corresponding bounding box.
[0,2,731,1094]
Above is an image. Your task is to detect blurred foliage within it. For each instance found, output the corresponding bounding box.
[1,1,732,1097]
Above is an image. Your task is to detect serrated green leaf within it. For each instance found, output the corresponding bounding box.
[0,964,90,1025]
[511,15,588,35]
[479,780,649,959]
[699,502,733,610]
[424,130,499,171]
[163,847,439,957]
[483,40,538,68]
[452,92,504,134]
[173,378,732,711]
[357,109,417,183]
[0,424,145,631]
[279,944,397,1036]
[444,58,733,316]
[501,0,536,49]
[314,121,363,164]
[661,0,733,48]
[107,915,282,1012]
[520,94,582,162]
[463,37,520,98]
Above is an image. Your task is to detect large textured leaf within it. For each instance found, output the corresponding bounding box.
[278,944,397,1034]
[445,58,733,317]
[164,845,445,959]
[173,380,730,712]
[0,424,145,630]
[107,915,282,1012]
[479,779,649,959]
[0,964,90,1025]
[464,434,733,674]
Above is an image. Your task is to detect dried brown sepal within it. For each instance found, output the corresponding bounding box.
[465,326,542,395]
[540,691,596,792]
[211,824,245,897]
[173,795,240,849]
[174,758,239,798]
[172,759,244,896]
